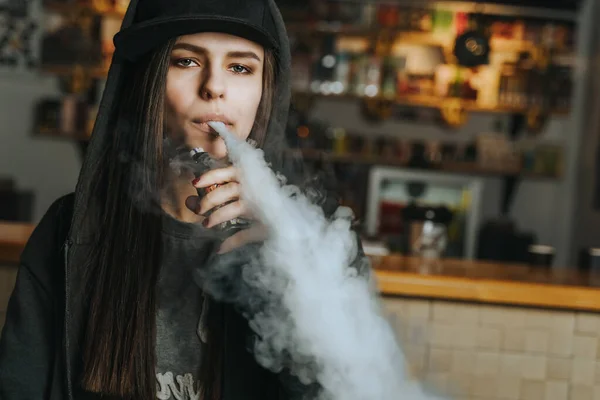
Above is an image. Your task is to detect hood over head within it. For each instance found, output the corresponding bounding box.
[68,0,293,242]
[114,0,280,61]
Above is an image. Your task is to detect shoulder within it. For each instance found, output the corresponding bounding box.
[24,193,75,252]
[19,192,75,286]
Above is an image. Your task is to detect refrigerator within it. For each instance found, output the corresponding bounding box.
[364,166,485,259]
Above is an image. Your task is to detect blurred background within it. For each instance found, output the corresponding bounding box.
[2,0,595,268]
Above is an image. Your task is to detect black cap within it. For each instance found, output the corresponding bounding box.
[114,0,279,62]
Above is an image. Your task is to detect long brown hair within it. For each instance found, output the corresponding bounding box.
[80,39,277,399]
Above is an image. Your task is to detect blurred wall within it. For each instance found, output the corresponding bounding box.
[0,75,80,221]
[0,1,80,222]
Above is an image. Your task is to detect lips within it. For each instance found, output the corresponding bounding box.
[192,121,230,135]
[192,113,233,136]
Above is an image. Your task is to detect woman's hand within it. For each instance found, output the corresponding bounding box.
[191,165,250,227]
[189,166,267,253]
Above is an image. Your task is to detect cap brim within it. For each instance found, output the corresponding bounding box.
[114,15,278,62]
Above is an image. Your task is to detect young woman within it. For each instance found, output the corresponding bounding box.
[0,0,367,399]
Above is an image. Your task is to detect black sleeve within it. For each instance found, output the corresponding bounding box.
[0,194,74,400]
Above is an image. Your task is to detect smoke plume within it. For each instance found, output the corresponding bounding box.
[199,121,443,400]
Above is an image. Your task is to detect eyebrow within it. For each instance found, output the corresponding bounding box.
[172,43,262,62]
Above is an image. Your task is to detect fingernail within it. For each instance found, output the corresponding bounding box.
[192,177,201,186]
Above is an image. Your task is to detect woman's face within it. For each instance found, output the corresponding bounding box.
[165,32,265,159]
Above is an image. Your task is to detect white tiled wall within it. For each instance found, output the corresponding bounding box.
[383,296,600,400]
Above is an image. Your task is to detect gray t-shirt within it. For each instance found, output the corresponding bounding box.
[155,214,217,400]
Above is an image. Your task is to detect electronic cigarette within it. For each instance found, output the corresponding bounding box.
[190,147,250,233]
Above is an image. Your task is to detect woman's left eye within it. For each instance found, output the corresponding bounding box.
[230,64,251,74]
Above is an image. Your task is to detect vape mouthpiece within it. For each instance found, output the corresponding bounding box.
[207,121,229,137]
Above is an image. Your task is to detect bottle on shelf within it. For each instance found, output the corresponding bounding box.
[310,34,338,95]
[291,40,313,93]
[333,36,366,95]
[362,41,383,98]
[381,54,401,99]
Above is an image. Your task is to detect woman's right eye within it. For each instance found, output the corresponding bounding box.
[175,58,199,67]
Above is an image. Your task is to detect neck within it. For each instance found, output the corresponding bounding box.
[161,168,204,224]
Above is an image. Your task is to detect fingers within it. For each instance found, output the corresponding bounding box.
[203,200,251,228]
[184,192,252,228]
[197,182,241,216]
[193,165,238,188]
[218,224,268,254]
[186,166,255,228]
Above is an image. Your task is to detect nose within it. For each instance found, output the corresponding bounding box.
[199,63,226,100]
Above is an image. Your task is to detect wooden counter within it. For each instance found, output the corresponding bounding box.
[2,221,599,312]
[0,221,35,265]
[372,254,600,312]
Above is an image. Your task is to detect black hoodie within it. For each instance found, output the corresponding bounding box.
[0,0,369,399]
